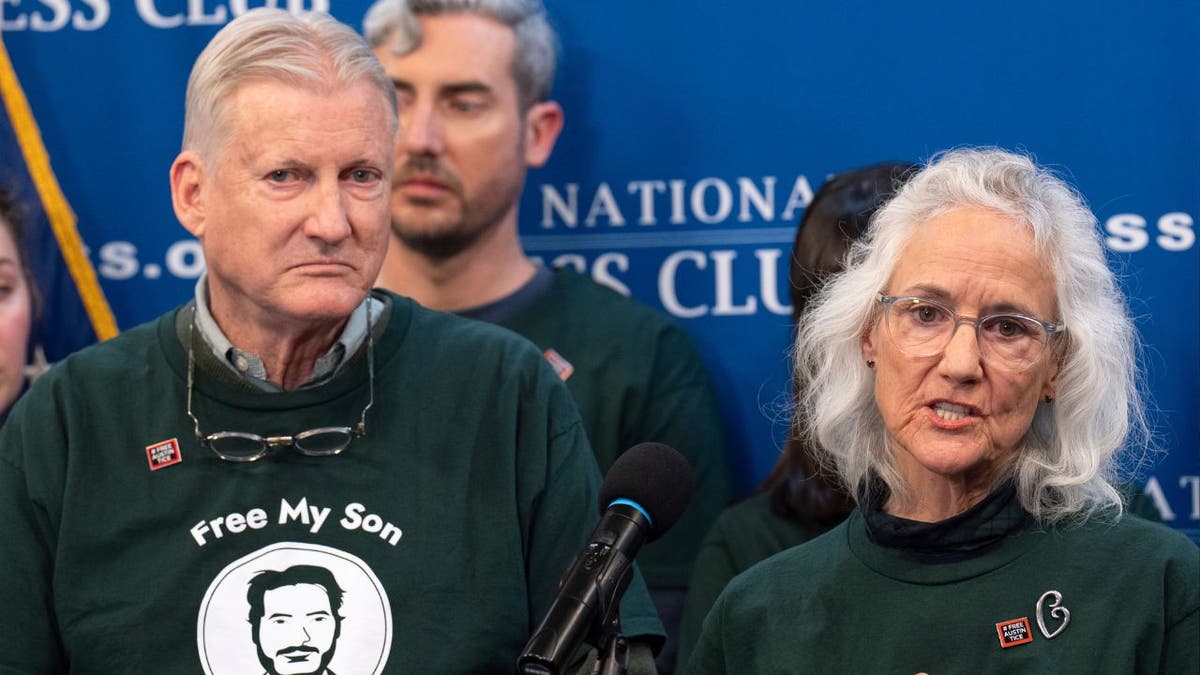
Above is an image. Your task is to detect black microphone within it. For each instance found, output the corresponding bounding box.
[518,442,695,675]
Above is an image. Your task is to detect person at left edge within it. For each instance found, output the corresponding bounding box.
[0,187,37,424]
[0,8,663,674]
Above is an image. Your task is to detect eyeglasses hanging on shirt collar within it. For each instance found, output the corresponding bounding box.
[185,302,375,462]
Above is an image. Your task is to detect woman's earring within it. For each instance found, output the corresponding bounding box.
[866,360,876,369]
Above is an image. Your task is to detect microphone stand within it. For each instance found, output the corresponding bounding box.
[592,614,627,675]
[586,533,636,675]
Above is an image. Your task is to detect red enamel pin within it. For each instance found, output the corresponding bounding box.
[146,438,183,471]
[543,348,574,381]
[995,617,1034,648]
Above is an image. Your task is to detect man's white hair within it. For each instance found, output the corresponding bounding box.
[182,8,397,160]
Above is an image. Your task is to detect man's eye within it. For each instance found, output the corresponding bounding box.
[346,168,380,183]
[267,169,296,182]
[450,99,483,113]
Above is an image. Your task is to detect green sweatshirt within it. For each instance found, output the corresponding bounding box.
[686,494,1199,674]
[0,292,663,674]
[676,492,838,670]
[499,268,732,591]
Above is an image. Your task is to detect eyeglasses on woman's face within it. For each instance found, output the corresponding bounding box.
[876,293,1064,372]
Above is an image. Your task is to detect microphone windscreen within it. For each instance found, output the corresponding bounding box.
[598,442,694,541]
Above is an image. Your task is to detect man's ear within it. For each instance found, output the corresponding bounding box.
[171,151,208,238]
[523,100,564,168]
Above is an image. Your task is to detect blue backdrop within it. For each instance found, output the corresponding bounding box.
[2,0,1196,541]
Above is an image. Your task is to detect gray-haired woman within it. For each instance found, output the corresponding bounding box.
[685,148,1198,674]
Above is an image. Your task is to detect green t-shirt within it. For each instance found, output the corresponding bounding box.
[685,501,1199,674]
[499,268,733,590]
[676,491,838,670]
[0,292,663,674]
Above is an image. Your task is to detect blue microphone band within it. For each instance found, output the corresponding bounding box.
[607,498,652,528]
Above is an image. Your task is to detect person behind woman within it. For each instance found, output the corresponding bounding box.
[675,161,916,669]
[0,188,35,422]
[686,148,1198,673]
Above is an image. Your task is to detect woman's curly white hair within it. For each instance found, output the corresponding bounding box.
[794,147,1150,524]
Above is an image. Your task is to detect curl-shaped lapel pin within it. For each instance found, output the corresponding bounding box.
[1036,590,1070,639]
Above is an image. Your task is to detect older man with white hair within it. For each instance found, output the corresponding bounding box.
[0,8,661,672]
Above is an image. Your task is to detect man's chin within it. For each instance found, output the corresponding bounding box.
[285,277,369,309]
[392,224,485,261]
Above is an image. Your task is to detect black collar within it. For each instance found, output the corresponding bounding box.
[859,478,1031,563]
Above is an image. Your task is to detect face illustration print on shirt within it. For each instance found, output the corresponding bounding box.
[197,543,393,675]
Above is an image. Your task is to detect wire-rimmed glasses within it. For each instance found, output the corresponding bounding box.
[876,293,1064,372]
[185,304,375,462]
